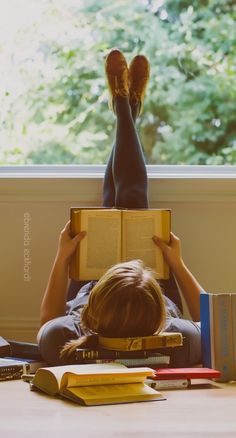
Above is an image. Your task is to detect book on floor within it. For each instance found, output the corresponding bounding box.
[75,349,170,367]
[145,378,189,390]
[69,207,171,281]
[0,357,46,381]
[200,292,236,382]
[6,340,43,360]
[151,367,221,380]
[145,367,221,390]
[0,337,11,357]
[31,363,165,406]
[75,347,168,360]
[0,358,30,381]
[98,332,183,351]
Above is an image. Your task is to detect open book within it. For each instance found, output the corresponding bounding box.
[31,363,165,406]
[69,207,170,280]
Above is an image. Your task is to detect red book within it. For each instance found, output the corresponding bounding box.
[151,367,221,380]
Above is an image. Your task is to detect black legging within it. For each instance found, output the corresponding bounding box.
[103,96,148,208]
[69,96,183,312]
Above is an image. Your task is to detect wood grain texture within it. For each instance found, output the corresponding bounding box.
[1,379,236,437]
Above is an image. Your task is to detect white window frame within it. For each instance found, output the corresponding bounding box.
[0,164,236,178]
[1,165,236,204]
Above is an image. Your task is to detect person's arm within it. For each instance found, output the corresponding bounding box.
[40,221,86,327]
[153,232,203,321]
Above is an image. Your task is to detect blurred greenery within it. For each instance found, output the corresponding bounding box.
[0,0,235,165]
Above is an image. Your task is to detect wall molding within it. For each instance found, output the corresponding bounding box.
[0,177,236,203]
[0,317,40,342]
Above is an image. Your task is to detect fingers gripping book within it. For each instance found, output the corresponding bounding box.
[69,207,171,281]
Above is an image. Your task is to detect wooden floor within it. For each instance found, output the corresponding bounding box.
[1,379,236,437]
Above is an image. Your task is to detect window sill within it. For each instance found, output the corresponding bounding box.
[0,164,236,179]
[0,165,236,202]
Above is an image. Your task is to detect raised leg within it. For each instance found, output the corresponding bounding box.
[102,143,115,207]
[102,100,142,208]
[112,96,148,208]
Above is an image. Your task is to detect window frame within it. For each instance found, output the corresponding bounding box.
[0,164,236,178]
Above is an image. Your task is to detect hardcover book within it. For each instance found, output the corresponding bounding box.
[69,207,170,281]
[0,357,46,380]
[232,294,236,379]
[0,358,30,381]
[200,292,236,381]
[75,349,170,367]
[151,367,221,380]
[75,347,170,362]
[98,332,183,351]
[75,347,164,360]
[212,294,234,382]
[146,378,189,390]
[0,337,11,357]
[31,363,165,406]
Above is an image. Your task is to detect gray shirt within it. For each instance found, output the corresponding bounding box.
[38,281,202,366]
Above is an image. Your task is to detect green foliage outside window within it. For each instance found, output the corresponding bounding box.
[0,0,235,165]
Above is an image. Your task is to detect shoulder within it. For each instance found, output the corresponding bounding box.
[164,295,183,319]
[66,281,98,313]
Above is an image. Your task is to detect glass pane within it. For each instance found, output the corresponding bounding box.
[0,0,235,165]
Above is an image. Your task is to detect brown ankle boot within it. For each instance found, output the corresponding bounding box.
[105,49,129,112]
[129,55,150,116]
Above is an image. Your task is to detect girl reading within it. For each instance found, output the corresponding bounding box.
[38,50,202,366]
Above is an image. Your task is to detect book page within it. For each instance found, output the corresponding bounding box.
[63,382,161,405]
[34,364,126,392]
[122,210,170,278]
[60,364,152,388]
[79,210,122,280]
[64,374,147,388]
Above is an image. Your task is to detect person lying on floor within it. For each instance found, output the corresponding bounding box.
[37,50,202,366]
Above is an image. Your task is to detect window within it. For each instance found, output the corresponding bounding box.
[0,0,235,166]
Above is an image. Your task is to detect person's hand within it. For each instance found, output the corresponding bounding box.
[56,220,86,263]
[152,232,183,273]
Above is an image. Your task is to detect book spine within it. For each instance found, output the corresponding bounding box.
[143,333,182,349]
[69,209,81,281]
[0,364,28,381]
[76,349,168,360]
[98,333,182,351]
[7,340,43,360]
[113,356,170,367]
[145,379,189,390]
[75,358,170,367]
[231,293,236,380]
[161,210,170,280]
[200,292,213,368]
[213,294,234,382]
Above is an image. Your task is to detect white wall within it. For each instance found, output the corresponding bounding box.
[0,171,236,342]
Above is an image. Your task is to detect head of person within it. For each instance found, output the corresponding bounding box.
[61,260,166,358]
[82,260,166,337]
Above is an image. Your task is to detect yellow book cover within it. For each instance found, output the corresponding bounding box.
[98,332,183,351]
[69,207,170,281]
[31,363,165,406]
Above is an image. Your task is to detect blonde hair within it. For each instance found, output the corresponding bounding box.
[61,260,166,358]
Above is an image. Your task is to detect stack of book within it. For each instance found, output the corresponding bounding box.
[75,348,170,367]
[0,357,46,381]
[0,337,46,381]
[200,292,236,381]
[145,367,221,390]
[75,332,183,368]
